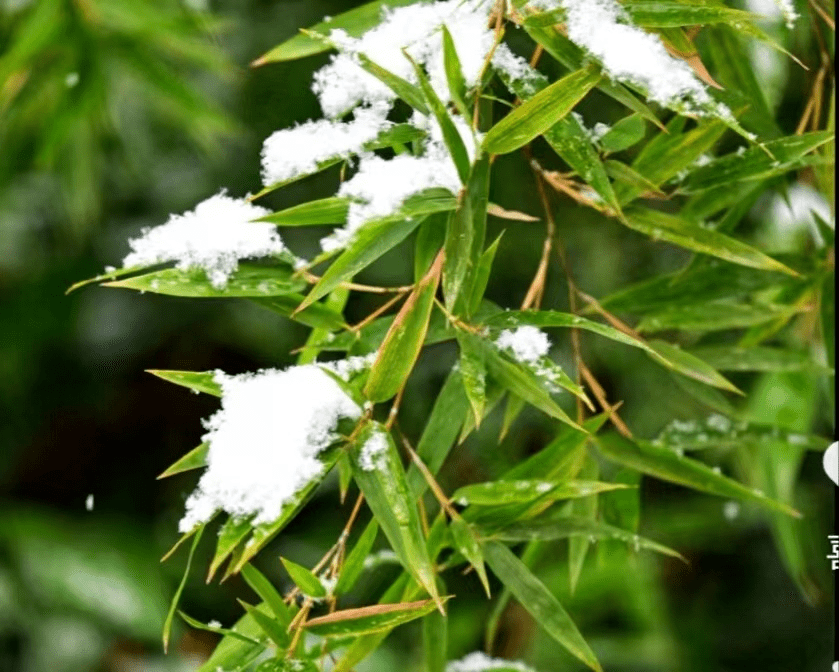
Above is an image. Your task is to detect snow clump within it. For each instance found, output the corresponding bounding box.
[446,651,538,671]
[495,326,551,364]
[122,191,282,289]
[179,365,362,532]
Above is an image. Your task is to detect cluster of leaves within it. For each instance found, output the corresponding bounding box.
[0,0,234,231]
[76,0,833,670]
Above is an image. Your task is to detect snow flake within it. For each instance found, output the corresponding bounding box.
[446,651,537,672]
[122,191,282,289]
[359,430,390,472]
[179,365,362,532]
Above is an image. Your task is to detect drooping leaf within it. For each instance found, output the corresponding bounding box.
[636,301,800,333]
[178,610,262,646]
[685,345,831,373]
[163,525,204,652]
[482,541,602,672]
[350,423,441,605]
[594,433,801,517]
[483,67,601,155]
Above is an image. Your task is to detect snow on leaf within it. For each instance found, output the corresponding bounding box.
[179,365,362,532]
[121,191,282,289]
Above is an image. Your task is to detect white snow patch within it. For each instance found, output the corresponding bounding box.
[531,0,722,114]
[359,430,389,472]
[260,103,392,186]
[765,182,832,249]
[723,501,741,521]
[496,326,551,364]
[318,353,377,380]
[446,651,537,672]
[179,365,361,531]
[85,494,94,512]
[122,191,281,289]
[312,0,495,118]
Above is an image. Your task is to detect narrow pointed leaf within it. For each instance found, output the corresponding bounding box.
[178,610,262,646]
[450,517,491,596]
[336,520,380,595]
[148,370,221,396]
[454,480,627,507]
[157,443,208,479]
[441,25,468,116]
[457,332,487,427]
[483,67,601,155]
[250,293,347,330]
[163,525,204,652]
[357,52,430,114]
[208,517,252,581]
[468,233,503,316]
[304,599,439,638]
[257,197,349,226]
[281,557,326,598]
[595,433,801,517]
[364,249,443,402]
[599,114,646,154]
[350,424,441,604]
[104,263,306,298]
[482,541,602,672]
[237,600,289,648]
[240,564,291,626]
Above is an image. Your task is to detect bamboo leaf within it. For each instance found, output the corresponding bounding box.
[364,249,443,402]
[685,345,831,373]
[105,263,307,298]
[423,607,448,672]
[441,25,469,117]
[599,113,647,154]
[483,67,601,155]
[594,433,801,517]
[208,517,252,581]
[237,600,289,648]
[257,197,349,227]
[240,564,291,626]
[457,332,487,427]
[622,207,799,276]
[356,52,430,115]
[281,557,327,598]
[148,370,221,396]
[163,525,204,653]
[454,480,628,507]
[350,424,441,605]
[636,301,800,333]
[250,294,347,330]
[336,520,379,595]
[303,599,439,638]
[178,610,261,646]
[157,443,208,479]
[482,542,602,672]
[450,517,491,596]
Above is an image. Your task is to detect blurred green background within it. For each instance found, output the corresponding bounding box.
[0,1,833,671]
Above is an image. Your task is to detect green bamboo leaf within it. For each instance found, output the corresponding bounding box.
[685,345,830,373]
[104,263,307,298]
[195,608,269,671]
[67,265,146,294]
[483,67,601,155]
[622,207,798,276]
[407,369,471,498]
[423,607,448,672]
[569,458,599,593]
[237,600,289,648]
[604,159,664,196]
[256,197,349,227]
[208,518,252,582]
[482,541,602,672]
[682,132,835,193]
[468,232,503,316]
[304,599,440,638]
[444,155,491,314]
[485,512,683,560]
[336,520,379,595]
[364,250,442,402]
[178,610,261,646]
[350,424,441,605]
[281,557,326,598]
[598,113,646,154]
[163,525,204,652]
[497,69,621,215]
[353,52,430,114]
[457,332,487,427]
[415,213,448,281]
[240,564,291,626]
[646,340,742,394]
[147,370,221,396]
[594,433,801,517]
[484,344,584,431]
[450,517,490,596]
[157,443,208,479]
[250,294,347,330]
[624,1,757,27]
[637,301,800,333]
[654,416,829,453]
[407,52,471,183]
[252,0,417,64]
[454,480,627,507]
[499,394,525,443]
[441,25,469,117]
[300,188,456,310]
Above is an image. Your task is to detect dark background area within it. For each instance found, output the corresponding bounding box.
[0,1,833,670]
